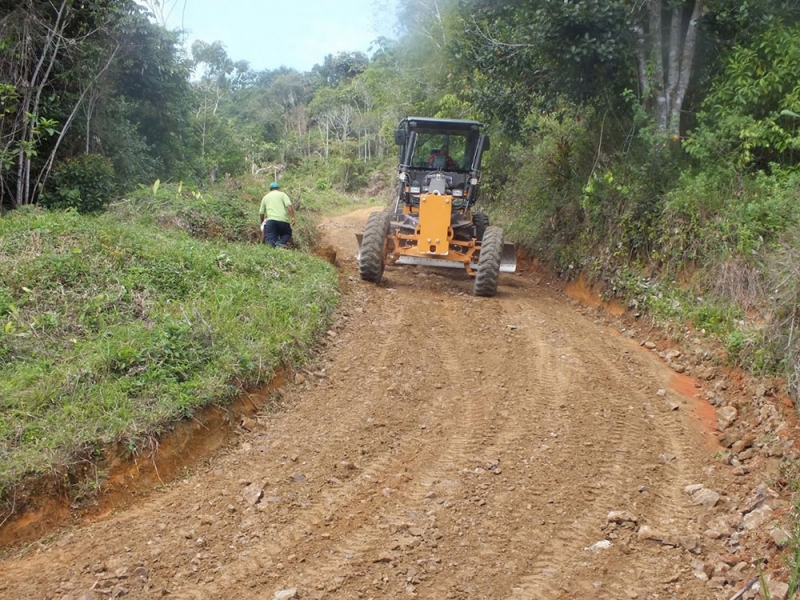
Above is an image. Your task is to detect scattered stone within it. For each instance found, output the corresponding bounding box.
[132,567,149,580]
[727,561,751,583]
[294,373,306,385]
[717,430,740,448]
[656,389,667,397]
[692,566,709,581]
[584,540,612,551]
[740,485,770,514]
[273,589,298,600]
[742,505,773,530]
[697,366,717,381]
[685,485,720,509]
[644,341,657,349]
[717,406,738,431]
[657,453,676,463]
[731,435,755,454]
[684,484,705,496]
[606,511,637,524]
[241,482,263,506]
[680,534,702,553]
[770,526,791,547]
[374,552,396,563]
[764,578,790,600]
[637,526,677,546]
[291,472,307,483]
[704,515,739,539]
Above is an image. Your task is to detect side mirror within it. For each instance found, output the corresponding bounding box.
[482,135,491,152]
[394,129,407,146]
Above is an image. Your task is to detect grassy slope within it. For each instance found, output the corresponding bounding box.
[0,190,338,496]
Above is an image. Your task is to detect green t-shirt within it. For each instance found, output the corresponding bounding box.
[259,190,292,223]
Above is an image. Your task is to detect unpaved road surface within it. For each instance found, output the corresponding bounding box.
[0,208,767,598]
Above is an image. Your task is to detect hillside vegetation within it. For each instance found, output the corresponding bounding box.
[0,187,338,497]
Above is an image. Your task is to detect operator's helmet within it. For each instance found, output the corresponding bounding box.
[270,181,279,189]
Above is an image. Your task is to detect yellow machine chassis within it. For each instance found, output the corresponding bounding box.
[388,193,480,275]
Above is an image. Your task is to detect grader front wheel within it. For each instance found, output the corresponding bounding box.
[473,225,503,297]
[359,210,391,282]
[473,212,489,242]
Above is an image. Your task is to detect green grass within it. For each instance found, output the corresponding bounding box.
[0,196,338,498]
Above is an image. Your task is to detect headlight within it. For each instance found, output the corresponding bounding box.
[410,186,421,194]
[452,189,463,197]
[470,178,478,185]
[398,172,407,182]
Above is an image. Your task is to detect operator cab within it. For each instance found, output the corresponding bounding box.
[394,117,490,209]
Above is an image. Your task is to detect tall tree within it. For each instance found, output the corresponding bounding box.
[456,0,708,137]
[0,1,119,206]
[634,0,704,136]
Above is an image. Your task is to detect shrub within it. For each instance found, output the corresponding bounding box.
[40,154,117,213]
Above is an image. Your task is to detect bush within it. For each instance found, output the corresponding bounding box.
[685,22,800,171]
[41,154,117,213]
[663,167,800,263]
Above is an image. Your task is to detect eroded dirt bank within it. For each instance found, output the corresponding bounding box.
[0,207,797,599]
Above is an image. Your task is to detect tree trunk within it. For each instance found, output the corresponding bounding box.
[669,0,703,137]
[637,0,703,137]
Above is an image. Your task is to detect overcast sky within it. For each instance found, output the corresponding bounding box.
[151,0,398,72]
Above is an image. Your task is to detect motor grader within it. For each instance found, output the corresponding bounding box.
[357,117,515,296]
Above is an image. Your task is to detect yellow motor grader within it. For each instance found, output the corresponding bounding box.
[357,117,515,296]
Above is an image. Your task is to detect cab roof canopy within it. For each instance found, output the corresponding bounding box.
[400,117,483,134]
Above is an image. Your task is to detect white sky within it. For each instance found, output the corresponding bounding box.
[149,0,398,72]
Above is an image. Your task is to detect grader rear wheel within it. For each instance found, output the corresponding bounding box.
[359,210,391,282]
[473,225,503,297]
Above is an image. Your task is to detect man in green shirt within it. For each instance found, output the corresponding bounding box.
[259,181,296,247]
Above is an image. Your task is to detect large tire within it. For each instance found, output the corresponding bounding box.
[473,226,503,297]
[359,210,391,282]
[473,212,489,241]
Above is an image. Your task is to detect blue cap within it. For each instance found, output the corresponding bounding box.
[270,181,279,189]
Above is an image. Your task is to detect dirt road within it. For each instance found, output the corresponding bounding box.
[0,208,769,598]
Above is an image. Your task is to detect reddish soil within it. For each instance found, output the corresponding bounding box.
[0,207,796,599]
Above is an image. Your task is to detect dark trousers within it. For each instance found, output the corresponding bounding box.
[263,220,292,247]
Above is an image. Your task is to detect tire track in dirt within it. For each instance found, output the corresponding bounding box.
[286,288,501,595]
[498,295,712,599]
[164,289,447,597]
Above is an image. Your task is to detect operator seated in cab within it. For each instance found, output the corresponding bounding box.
[426,147,456,170]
